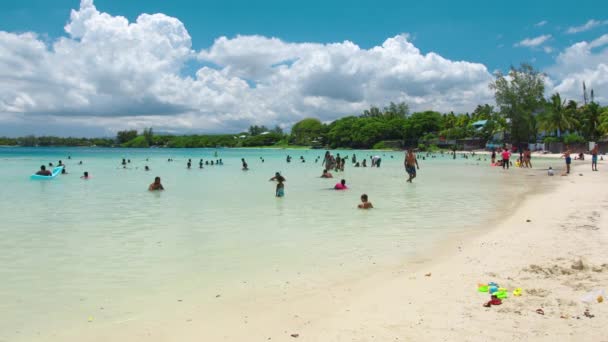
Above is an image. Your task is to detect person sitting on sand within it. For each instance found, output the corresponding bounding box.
[81,171,90,179]
[321,169,333,178]
[547,167,554,176]
[354,162,360,167]
[358,194,373,209]
[149,177,164,191]
[334,179,348,190]
[36,165,52,176]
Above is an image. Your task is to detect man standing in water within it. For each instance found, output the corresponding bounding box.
[405,149,419,183]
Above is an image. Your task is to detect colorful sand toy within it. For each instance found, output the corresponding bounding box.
[513,288,522,297]
[478,284,489,292]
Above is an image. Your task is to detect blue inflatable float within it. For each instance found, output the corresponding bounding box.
[30,166,64,180]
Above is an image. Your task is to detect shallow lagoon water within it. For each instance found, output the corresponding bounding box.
[0,147,562,340]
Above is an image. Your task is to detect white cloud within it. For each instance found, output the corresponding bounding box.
[566,19,608,34]
[515,34,552,47]
[543,46,554,53]
[1,0,496,136]
[545,34,608,103]
[535,20,548,27]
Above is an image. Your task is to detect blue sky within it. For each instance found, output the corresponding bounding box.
[2,0,605,71]
[0,0,607,136]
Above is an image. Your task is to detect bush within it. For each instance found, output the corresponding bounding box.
[372,141,387,149]
[563,133,585,144]
[543,136,561,143]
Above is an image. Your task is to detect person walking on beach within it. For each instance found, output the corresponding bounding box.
[592,145,599,171]
[491,149,496,164]
[405,149,419,183]
[562,147,572,174]
[149,177,164,191]
[501,148,511,170]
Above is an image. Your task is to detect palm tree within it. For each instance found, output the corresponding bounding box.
[538,93,578,137]
[580,102,602,141]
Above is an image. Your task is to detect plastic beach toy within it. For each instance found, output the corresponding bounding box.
[489,286,498,294]
[478,284,489,292]
[513,288,522,297]
[495,290,508,299]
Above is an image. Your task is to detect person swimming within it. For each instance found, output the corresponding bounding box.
[321,169,333,178]
[81,171,90,179]
[35,165,52,176]
[149,176,164,191]
[199,159,204,169]
[358,194,373,209]
[334,179,348,190]
[145,165,150,171]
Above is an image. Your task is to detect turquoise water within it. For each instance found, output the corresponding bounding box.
[0,147,560,340]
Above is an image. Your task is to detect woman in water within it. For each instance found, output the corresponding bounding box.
[334,179,348,190]
[270,172,286,197]
[149,177,165,191]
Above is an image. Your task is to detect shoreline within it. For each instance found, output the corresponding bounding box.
[44,162,608,341]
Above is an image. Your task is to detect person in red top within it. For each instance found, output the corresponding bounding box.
[334,179,348,190]
[501,149,511,170]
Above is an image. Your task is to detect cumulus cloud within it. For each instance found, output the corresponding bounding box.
[1,0,497,136]
[545,34,608,103]
[515,34,552,47]
[566,19,608,34]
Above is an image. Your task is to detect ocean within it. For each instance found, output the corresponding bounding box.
[0,147,561,340]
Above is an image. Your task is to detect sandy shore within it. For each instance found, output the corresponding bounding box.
[49,162,608,342]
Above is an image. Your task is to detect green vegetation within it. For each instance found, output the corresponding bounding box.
[2,64,607,150]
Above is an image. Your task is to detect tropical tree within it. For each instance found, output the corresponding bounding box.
[580,102,602,141]
[116,130,138,144]
[537,93,578,138]
[490,63,545,147]
[290,118,324,145]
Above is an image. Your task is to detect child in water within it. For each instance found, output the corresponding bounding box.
[358,194,373,209]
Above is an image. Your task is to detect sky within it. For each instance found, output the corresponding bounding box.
[0,0,607,137]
